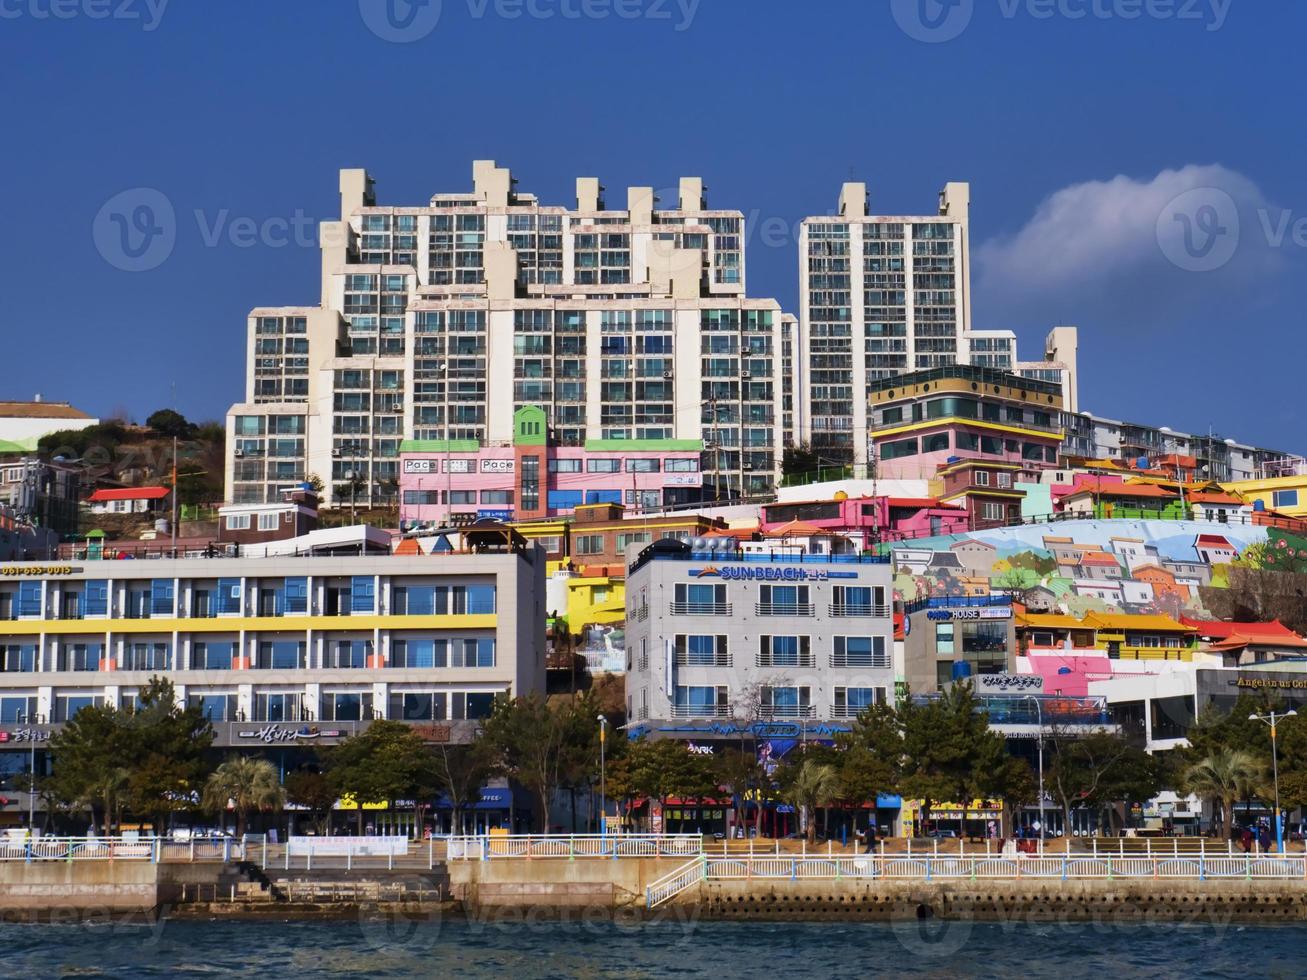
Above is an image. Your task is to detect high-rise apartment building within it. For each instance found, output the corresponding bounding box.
[798,181,974,469]
[226,162,792,508]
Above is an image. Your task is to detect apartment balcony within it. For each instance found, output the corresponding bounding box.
[828,603,891,618]
[757,654,816,669]
[758,705,816,719]
[754,603,815,617]
[669,602,733,616]
[829,654,892,670]
[674,654,734,668]
[669,705,732,718]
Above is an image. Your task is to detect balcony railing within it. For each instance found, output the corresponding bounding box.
[669,602,732,616]
[674,654,733,668]
[758,705,816,719]
[830,654,892,669]
[757,654,816,668]
[830,704,878,718]
[669,705,732,718]
[828,603,890,618]
[754,603,815,617]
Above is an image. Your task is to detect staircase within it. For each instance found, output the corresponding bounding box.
[646,857,705,910]
[221,860,288,902]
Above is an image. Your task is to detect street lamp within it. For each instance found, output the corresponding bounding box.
[1023,695,1046,849]
[598,714,607,837]
[1250,709,1297,853]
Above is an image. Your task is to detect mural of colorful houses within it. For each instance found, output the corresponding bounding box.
[887,518,1285,620]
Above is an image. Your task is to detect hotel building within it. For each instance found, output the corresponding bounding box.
[226,161,793,510]
[0,543,545,794]
[623,539,895,731]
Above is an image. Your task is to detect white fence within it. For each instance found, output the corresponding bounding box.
[647,854,1307,908]
[447,834,704,861]
[287,835,408,857]
[0,836,241,863]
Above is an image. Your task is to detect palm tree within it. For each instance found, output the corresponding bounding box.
[1184,749,1263,839]
[202,757,285,838]
[784,759,842,844]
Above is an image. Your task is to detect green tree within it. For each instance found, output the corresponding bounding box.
[1183,749,1265,839]
[898,682,1001,835]
[623,739,717,832]
[713,745,766,838]
[325,720,432,834]
[202,756,284,837]
[430,742,500,835]
[1046,729,1158,837]
[283,767,338,836]
[478,694,572,833]
[46,677,212,833]
[146,408,196,439]
[781,442,821,479]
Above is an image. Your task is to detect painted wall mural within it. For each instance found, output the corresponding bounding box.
[888,519,1295,618]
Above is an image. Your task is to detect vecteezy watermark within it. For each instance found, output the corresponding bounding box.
[358,0,699,42]
[892,0,1232,43]
[92,188,333,272]
[1155,186,1240,273]
[92,188,177,273]
[0,0,170,31]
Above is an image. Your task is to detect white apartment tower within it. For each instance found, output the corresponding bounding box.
[227,163,791,507]
[798,181,975,469]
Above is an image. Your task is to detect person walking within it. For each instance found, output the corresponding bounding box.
[1241,826,1253,854]
[1258,823,1271,854]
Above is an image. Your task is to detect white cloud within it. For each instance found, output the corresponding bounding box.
[975,164,1278,304]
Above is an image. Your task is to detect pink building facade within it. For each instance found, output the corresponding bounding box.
[759,495,969,548]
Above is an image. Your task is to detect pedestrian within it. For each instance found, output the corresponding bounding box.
[1241,826,1253,854]
[1258,824,1271,853]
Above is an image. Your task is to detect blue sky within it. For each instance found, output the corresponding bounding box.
[2,0,1302,451]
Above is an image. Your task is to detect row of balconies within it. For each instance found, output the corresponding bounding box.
[667,602,890,618]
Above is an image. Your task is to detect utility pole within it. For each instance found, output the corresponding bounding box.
[170,435,178,556]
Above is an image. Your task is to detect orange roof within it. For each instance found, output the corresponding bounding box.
[1017,613,1089,630]
[1081,612,1196,632]
[1078,552,1122,567]
[392,538,422,556]
[87,487,169,502]
[1180,617,1306,643]
[765,520,829,538]
[1189,491,1244,505]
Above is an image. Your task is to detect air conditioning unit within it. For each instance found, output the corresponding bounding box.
[233,449,244,458]
[741,371,751,379]
[663,371,673,380]
[331,448,342,458]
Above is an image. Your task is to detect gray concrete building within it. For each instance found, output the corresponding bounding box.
[623,539,894,728]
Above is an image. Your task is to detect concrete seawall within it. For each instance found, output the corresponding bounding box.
[0,861,228,919]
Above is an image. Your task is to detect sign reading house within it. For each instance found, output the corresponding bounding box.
[974,674,1044,693]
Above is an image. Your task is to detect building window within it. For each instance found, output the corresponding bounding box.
[575,534,605,556]
[997,472,1012,489]
[548,459,582,473]
[665,459,699,472]
[1274,489,1299,508]
[879,437,919,461]
[832,635,887,668]
[834,687,882,716]
[194,641,234,670]
[258,513,279,531]
[616,532,651,551]
[758,635,812,667]
[974,470,990,487]
[625,458,660,473]
[673,685,728,716]
[480,490,514,505]
[587,458,621,473]
[674,634,729,667]
[936,622,955,655]
[760,685,811,718]
[226,514,251,530]
[981,502,1007,522]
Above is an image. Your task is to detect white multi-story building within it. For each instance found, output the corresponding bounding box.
[798,181,975,469]
[226,162,793,508]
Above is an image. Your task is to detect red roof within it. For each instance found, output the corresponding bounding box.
[1180,616,1306,643]
[1189,492,1244,505]
[87,487,170,502]
[887,497,964,510]
[1194,534,1236,549]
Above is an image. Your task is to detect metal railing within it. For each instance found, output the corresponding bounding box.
[828,603,891,618]
[0,836,242,863]
[647,853,1307,907]
[670,602,733,616]
[754,603,816,617]
[447,833,704,861]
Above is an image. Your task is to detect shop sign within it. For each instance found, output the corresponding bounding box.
[414,724,452,743]
[0,729,50,743]
[975,674,1043,693]
[927,607,1012,621]
[481,459,514,474]
[403,459,434,475]
[663,474,702,487]
[445,459,472,474]
[477,509,513,521]
[693,565,828,582]
[1236,676,1307,691]
[685,742,714,756]
[751,722,801,738]
[0,566,78,577]
[236,724,344,743]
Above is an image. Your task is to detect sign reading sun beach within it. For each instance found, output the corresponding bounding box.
[690,565,857,582]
